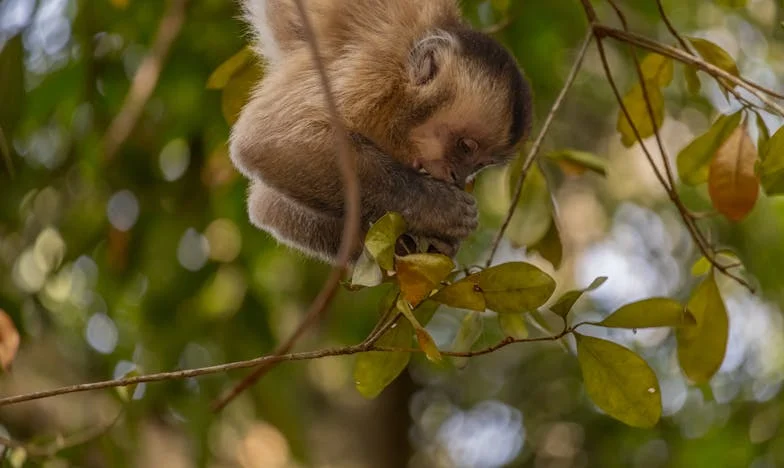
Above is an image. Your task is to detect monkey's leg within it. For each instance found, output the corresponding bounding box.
[248,179,362,264]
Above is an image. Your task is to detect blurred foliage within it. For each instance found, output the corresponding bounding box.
[1,0,784,467]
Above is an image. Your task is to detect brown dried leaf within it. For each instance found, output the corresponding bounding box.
[0,310,20,371]
[708,127,760,222]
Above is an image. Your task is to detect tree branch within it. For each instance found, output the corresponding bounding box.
[485,29,593,267]
[583,1,754,292]
[103,0,189,161]
[594,25,784,116]
[0,322,575,408]
[210,0,362,412]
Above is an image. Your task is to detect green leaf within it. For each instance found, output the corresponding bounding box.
[677,274,729,383]
[687,37,740,92]
[756,113,770,157]
[677,111,743,185]
[365,212,407,270]
[219,60,262,125]
[550,276,607,318]
[450,312,484,369]
[477,262,556,313]
[396,253,454,306]
[506,161,552,247]
[351,248,383,288]
[529,220,564,269]
[640,53,674,88]
[498,312,528,339]
[683,66,701,95]
[354,317,413,398]
[760,125,784,195]
[431,277,486,311]
[546,149,607,177]
[616,81,665,147]
[600,298,695,328]
[576,334,662,428]
[207,47,256,89]
[414,299,441,327]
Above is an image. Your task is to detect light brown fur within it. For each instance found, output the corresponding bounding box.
[231,0,532,263]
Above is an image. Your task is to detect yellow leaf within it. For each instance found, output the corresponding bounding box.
[396,298,442,363]
[600,298,695,328]
[683,66,701,94]
[616,82,665,147]
[677,111,743,185]
[354,317,413,398]
[365,212,407,270]
[431,278,486,311]
[207,48,256,90]
[708,126,760,222]
[477,262,556,313]
[576,334,662,428]
[677,274,729,384]
[416,328,442,363]
[690,256,711,276]
[396,253,455,306]
[547,149,607,177]
[640,53,674,87]
[220,62,262,126]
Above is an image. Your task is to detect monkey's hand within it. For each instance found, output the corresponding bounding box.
[397,183,477,244]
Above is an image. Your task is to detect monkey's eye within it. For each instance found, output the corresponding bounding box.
[458,138,479,154]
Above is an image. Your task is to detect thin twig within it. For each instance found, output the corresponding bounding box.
[211,0,362,412]
[0,325,575,408]
[485,29,593,266]
[103,0,189,161]
[607,0,676,190]
[0,409,123,458]
[654,0,691,52]
[594,25,784,116]
[587,3,754,291]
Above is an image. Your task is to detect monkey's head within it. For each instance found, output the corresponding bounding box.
[403,27,533,188]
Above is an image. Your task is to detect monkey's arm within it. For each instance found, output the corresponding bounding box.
[247,179,349,263]
[231,107,477,245]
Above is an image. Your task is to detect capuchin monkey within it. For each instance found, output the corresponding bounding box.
[230,0,533,264]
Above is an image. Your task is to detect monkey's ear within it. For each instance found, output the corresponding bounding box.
[409,42,440,86]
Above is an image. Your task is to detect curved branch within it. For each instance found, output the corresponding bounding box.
[0,325,572,408]
[211,0,362,412]
[485,29,593,266]
[594,25,784,116]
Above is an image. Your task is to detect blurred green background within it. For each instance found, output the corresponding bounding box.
[1,0,784,466]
